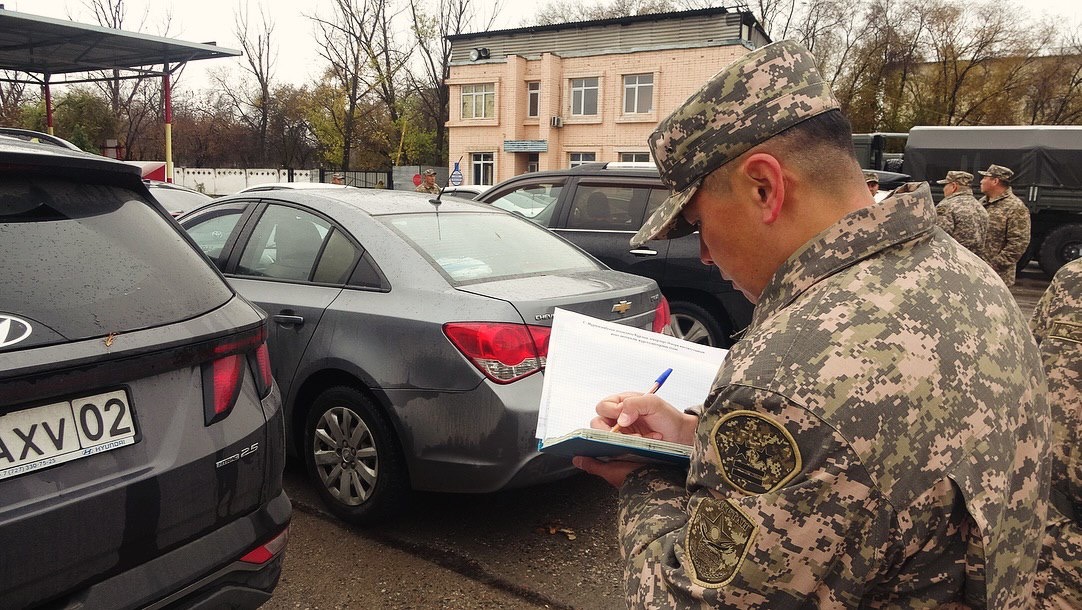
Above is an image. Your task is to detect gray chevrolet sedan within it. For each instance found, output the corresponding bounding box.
[179,188,669,523]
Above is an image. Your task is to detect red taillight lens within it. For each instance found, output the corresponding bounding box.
[240,526,290,564]
[443,322,550,384]
[201,325,269,425]
[653,296,672,334]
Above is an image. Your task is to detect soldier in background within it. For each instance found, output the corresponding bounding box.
[863,170,879,196]
[1030,258,1082,609]
[573,40,1049,608]
[935,170,989,254]
[331,172,345,185]
[415,169,440,194]
[979,164,1031,286]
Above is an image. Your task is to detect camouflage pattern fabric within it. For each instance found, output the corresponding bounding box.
[936,189,989,254]
[979,164,1015,182]
[1030,258,1082,609]
[979,188,1030,286]
[631,40,839,248]
[863,170,879,184]
[415,183,441,194]
[618,183,1050,608]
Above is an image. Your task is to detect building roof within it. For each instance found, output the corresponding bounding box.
[0,8,240,82]
[447,6,763,41]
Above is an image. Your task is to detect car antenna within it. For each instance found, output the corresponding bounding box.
[429,156,461,239]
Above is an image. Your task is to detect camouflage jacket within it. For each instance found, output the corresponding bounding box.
[935,189,988,254]
[415,183,441,194]
[1030,258,1082,609]
[979,188,1031,286]
[618,183,1050,609]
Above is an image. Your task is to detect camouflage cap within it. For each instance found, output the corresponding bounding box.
[863,171,879,184]
[423,169,437,176]
[936,170,974,186]
[978,164,1014,182]
[631,40,839,247]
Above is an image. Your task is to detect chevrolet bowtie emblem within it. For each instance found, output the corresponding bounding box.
[611,300,632,315]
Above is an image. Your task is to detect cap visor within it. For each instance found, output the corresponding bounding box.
[630,181,700,247]
[936,179,949,184]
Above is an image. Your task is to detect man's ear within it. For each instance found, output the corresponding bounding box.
[739,153,785,224]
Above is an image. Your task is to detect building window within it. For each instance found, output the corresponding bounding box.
[461,83,495,119]
[527,82,540,118]
[527,153,539,173]
[623,74,653,114]
[571,77,599,116]
[472,152,494,185]
[570,152,596,167]
[620,152,651,163]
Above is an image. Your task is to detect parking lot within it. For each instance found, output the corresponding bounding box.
[262,266,1052,610]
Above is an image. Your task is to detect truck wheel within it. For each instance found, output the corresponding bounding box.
[669,300,727,347]
[1038,224,1082,277]
[304,385,410,524]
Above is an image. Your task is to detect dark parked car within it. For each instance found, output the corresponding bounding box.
[0,139,290,608]
[178,189,668,523]
[477,162,754,346]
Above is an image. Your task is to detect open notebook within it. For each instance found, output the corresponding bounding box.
[536,309,729,463]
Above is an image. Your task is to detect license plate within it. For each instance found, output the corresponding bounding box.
[0,389,138,481]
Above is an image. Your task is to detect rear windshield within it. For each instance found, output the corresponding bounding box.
[0,177,233,344]
[384,211,601,284]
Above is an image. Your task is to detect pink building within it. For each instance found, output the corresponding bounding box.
[445,7,770,185]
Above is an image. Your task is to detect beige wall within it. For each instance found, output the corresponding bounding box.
[447,45,750,185]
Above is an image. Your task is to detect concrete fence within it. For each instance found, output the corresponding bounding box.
[171,167,438,196]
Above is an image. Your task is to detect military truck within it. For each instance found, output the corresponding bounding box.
[857,126,1082,277]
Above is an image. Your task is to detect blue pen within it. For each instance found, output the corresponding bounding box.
[610,368,673,433]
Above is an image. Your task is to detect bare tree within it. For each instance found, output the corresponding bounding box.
[0,74,32,125]
[407,0,502,163]
[211,1,277,165]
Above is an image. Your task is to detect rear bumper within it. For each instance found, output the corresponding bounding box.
[63,491,291,610]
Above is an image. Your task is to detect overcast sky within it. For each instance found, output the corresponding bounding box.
[12,0,1082,93]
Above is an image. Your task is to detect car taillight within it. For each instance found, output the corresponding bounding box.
[653,296,672,334]
[443,322,550,384]
[201,324,270,425]
[240,526,290,564]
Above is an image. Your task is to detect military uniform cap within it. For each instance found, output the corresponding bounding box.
[863,171,879,184]
[978,164,1014,182]
[423,169,437,176]
[631,40,840,247]
[936,170,974,186]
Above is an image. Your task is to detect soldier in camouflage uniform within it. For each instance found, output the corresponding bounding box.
[935,170,988,254]
[1030,258,1082,609]
[416,169,441,194]
[573,40,1050,608]
[862,170,879,196]
[978,164,1031,286]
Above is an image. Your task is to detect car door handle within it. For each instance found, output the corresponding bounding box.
[273,314,305,326]
[629,248,658,256]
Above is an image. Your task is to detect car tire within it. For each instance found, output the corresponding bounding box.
[1038,224,1082,278]
[303,386,409,524]
[669,300,727,347]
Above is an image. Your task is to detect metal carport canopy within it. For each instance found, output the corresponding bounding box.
[0,7,241,181]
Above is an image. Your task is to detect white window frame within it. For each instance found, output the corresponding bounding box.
[461,83,495,119]
[527,82,540,118]
[623,73,653,114]
[526,153,539,173]
[569,152,596,167]
[472,152,495,185]
[619,152,651,163]
[570,77,599,116]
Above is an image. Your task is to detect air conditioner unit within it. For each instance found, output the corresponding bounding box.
[550,116,563,128]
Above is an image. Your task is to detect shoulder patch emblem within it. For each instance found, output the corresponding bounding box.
[712,410,800,495]
[685,498,757,587]
[1049,320,1081,344]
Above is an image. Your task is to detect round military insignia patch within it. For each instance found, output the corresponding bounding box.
[685,498,757,587]
[712,410,800,495]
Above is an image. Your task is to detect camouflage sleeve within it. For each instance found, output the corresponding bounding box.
[994,204,1031,268]
[617,385,896,607]
[935,204,955,234]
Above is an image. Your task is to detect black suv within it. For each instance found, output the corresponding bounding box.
[0,137,290,608]
[477,162,753,346]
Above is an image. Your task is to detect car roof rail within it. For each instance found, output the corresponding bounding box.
[604,161,657,170]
